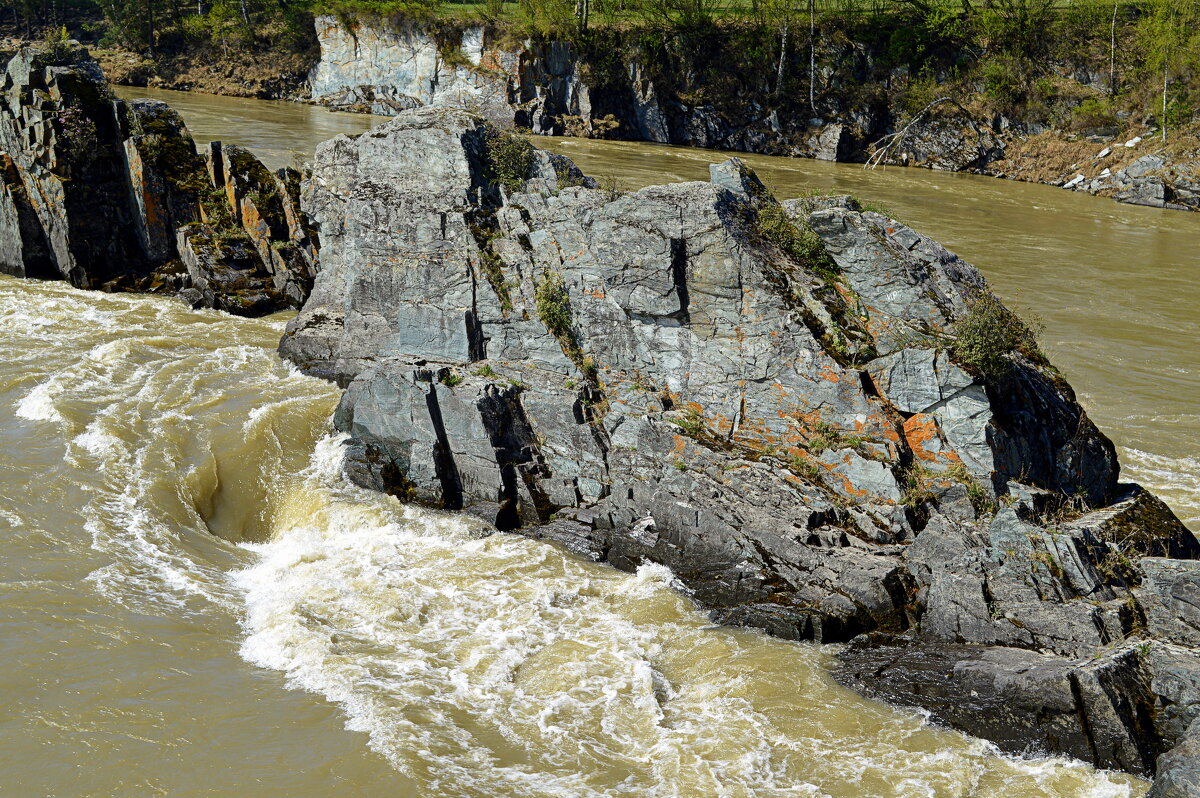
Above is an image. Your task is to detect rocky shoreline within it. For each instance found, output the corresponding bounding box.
[3,41,1198,795]
[67,15,1200,214]
[294,16,1200,214]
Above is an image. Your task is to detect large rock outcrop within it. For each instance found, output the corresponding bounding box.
[0,42,316,315]
[280,106,1200,787]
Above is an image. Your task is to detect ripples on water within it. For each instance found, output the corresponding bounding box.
[0,275,1147,796]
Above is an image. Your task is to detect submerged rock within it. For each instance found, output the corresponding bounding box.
[0,43,316,315]
[280,105,1200,787]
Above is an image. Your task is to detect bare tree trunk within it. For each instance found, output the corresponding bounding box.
[1109,1,1117,96]
[239,0,250,27]
[808,0,815,112]
[146,0,155,56]
[775,23,788,95]
[1162,65,1168,143]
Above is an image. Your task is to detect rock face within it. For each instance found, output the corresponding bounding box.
[307,16,872,159]
[308,16,1200,214]
[0,42,316,315]
[309,19,518,124]
[867,111,1006,172]
[281,106,1200,789]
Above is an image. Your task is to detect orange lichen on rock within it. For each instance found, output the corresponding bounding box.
[903,414,942,463]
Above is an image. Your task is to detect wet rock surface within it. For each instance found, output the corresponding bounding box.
[280,105,1200,788]
[0,42,316,315]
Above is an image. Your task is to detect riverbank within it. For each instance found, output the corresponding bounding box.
[92,44,314,100]
[76,6,1200,213]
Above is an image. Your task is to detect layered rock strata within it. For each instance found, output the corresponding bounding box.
[280,106,1200,789]
[0,43,316,315]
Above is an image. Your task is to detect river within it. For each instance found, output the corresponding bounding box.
[0,86,1191,797]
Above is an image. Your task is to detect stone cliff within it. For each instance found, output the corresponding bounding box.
[0,42,316,315]
[306,16,1200,213]
[279,106,1200,792]
[307,15,868,160]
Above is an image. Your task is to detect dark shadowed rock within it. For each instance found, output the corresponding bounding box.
[1150,719,1200,798]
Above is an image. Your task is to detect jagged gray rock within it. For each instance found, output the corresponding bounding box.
[280,106,1199,788]
[1150,718,1200,798]
[0,43,318,315]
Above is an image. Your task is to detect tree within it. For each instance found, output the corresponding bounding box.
[755,0,798,95]
[1109,0,1118,97]
[1138,0,1200,143]
[633,0,724,31]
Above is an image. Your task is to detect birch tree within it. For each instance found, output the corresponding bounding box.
[1138,0,1200,143]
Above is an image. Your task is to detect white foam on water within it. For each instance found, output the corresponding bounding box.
[0,283,324,616]
[15,378,65,422]
[231,436,1146,798]
[1120,446,1200,527]
[0,278,1151,796]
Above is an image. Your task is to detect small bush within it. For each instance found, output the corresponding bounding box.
[598,173,626,202]
[945,461,998,516]
[982,58,1025,108]
[788,453,821,481]
[755,203,839,281]
[535,268,572,340]
[951,292,1042,378]
[807,421,865,454]
[856,198,896,219]
[441,371,463,387]
[900,72,943,117]
[1165,96,1196,131]
[900,465,936,509]
[478,249,512,312]
[55,104,98,164]
[483,126,534,194]
[473,364,499,378]
[1070,97,1118,132]
[670,404,706,437]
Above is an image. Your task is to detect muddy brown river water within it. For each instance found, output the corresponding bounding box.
[1,86,1192,796]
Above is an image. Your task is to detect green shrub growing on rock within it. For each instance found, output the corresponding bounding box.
[951,291,1042,378]
[483,126,534,194]
[754,203,839,282]
[1070,97,1118,131]
[535,268,572,340]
